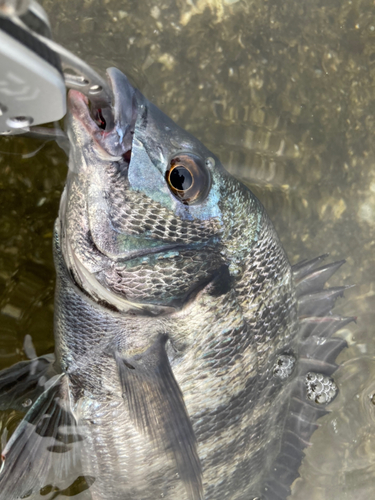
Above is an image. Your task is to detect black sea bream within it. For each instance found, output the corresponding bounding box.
[0,68,353,500]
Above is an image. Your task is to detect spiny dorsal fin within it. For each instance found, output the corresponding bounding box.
[115,334,202,500]
[262,382,331,500]
[295,260,346,297]
[299,315,356,340]
[301,334,347,360]
[298,286,350,317]
[263,257,353,500]
[291,254,329,280]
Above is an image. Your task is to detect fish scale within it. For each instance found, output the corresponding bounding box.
[106,160,222,243]
[0,68,353,500]
[101,248,224,305]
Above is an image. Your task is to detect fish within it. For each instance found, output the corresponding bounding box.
[0,67,354,500]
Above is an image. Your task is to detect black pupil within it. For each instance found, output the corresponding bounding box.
[170,166,193,191]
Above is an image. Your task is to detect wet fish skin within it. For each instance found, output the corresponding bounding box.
[0,68,351,500]
[55,68,298,499]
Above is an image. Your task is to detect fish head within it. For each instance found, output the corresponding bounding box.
[60,68,263,312]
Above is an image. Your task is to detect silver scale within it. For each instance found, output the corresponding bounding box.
[0,0,111,135]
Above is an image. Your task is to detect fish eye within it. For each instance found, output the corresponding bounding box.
[169,166,193,191]
[166,153,210,205]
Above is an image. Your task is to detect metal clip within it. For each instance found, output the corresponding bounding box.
[0,0,112,135]
[36,35,112,109]
[0,12,65,134]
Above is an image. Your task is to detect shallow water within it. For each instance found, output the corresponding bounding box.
[1,0,375,498]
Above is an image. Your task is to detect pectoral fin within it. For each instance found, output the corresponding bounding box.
[115,334,202,500]
[0,359,89,500]
[0,355,55,412]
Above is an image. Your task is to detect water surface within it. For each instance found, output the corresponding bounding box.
[1,0,375,498]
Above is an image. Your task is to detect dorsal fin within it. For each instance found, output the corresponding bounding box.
[295,260,345,297]
[298,286,350,317]
[299,336,348,372]
[291,254,329,280]
[262,258,354,500]
[299,315,356,340]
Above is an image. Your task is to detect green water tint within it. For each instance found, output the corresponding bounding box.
[1,0,375,498]
[0,137,66,365]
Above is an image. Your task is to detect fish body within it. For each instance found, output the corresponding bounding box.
[0,69,352,500]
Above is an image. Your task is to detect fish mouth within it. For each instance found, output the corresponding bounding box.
[67,67,137,160]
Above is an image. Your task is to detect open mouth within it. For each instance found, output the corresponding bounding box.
[90,103,114,131]
[67,68,137,163]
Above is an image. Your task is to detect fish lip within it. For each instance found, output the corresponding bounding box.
[68,89,98,134]
[67,68,136,156]
[67,88,117,159]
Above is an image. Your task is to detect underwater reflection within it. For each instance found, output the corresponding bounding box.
[1,0,375,498]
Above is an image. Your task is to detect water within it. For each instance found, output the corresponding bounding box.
[1,0,375,498]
